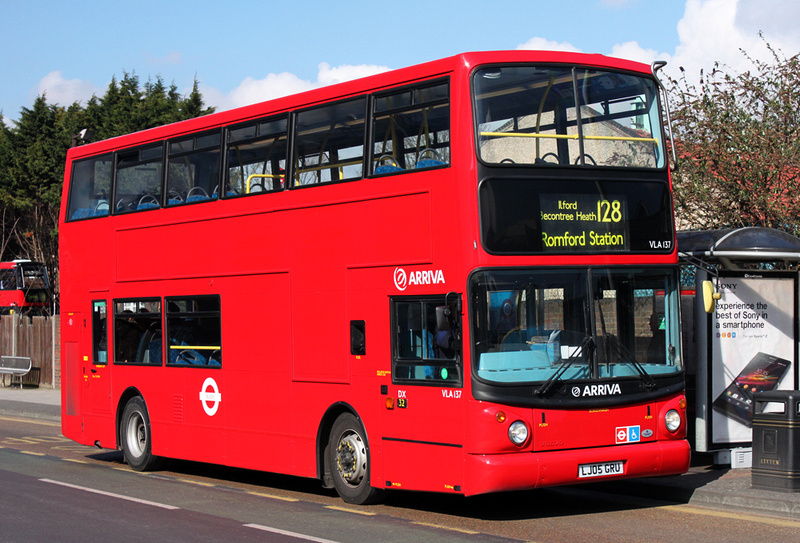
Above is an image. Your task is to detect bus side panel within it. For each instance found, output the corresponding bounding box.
[61,319,84,443]
[224,273,299,472]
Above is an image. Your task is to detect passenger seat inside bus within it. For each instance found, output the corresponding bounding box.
[415,148,446,169]
[375,154,404,174]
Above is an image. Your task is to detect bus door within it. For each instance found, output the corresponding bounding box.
[380,294,465,493]
[84,300,114,446]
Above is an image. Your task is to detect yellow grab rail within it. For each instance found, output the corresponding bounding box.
[480,131,658,145]
[245,173,283,194]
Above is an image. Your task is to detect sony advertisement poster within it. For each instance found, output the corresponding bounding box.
[710,276,795,445]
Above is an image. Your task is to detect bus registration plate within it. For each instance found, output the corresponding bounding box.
[578,461,624,479]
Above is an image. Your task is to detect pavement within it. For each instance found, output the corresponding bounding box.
[1,385,799,521]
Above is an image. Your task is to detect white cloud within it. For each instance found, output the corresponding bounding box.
[316,62,390,86]
[673,0,800,80]
[515,1,800,87]
[209,62,391,112]
[517,37,582,53]
[610,42,665,65]
[37,71,102,108]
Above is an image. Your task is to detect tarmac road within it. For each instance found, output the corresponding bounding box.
[2,385,800,542]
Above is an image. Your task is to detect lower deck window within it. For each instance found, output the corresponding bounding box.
[114,299,162,364]
[392,296,461,385]
[166,296,222,366]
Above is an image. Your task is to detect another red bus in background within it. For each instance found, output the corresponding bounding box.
[0,260,51,314]
[60,51,689,504]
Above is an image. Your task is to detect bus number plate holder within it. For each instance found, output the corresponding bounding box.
[578,461,624,479]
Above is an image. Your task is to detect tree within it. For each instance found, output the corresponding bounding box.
[0,73,214,297]
[3,95,68,276]
[670,39,800,235]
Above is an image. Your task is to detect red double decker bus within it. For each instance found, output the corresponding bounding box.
[0,260,51,314]
[60,51,689,504]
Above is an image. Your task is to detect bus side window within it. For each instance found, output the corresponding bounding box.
[113,299,162,364]
[166,295,222,366]
[294,97,366,186]
[115,145,164,213]
[372,80,450,175]
[226,117,288,196]
[67,154,113,221]
[391,296,460,385]
[167,131,222,205]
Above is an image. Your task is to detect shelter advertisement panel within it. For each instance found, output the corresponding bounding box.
[710,275,795,446]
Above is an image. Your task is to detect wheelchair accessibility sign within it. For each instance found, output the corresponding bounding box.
[615,425,640,444]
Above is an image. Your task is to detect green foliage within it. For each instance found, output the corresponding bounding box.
[670,38,800,236]
[0,73,214,291]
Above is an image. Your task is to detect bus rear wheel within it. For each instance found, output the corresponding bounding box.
[328,413,383,505]
[121,397,163,471]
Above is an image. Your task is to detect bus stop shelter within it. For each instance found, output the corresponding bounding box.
[678,227,800,465]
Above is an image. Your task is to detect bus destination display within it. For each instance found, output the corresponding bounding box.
[540,193,629,252]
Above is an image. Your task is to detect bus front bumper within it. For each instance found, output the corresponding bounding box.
[463,439,690,496]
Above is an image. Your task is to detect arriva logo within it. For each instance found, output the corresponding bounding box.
[572,383,622,397]
[393,267,445,291]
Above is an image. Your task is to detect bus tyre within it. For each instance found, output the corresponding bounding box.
[121,397,163,471]
[328,413,383,505]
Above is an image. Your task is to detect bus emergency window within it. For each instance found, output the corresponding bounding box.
[92,300,108,364]
[226,116,288,196]
[293,97,366,186]
[167,131,222,205]
[391,296,460,385]
[67,154,113,220]
[166,296,222,366]
[113,299,162,365]
[115,144,164,213]
[372,80,450,174]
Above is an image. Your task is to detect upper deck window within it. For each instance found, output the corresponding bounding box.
[226,116,288,196]
[371,80,450,174]
[167,131,222,205]
[115,144,164,213]
[293,98,366,186]
[67,154,113,221]
[474,66,665,168]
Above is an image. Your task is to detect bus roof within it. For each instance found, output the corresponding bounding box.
[65,50,653,161]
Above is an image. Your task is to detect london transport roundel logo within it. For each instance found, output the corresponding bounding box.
[199,377,221,416]
[394,267,408,291]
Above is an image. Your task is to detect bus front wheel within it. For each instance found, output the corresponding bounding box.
[121,397,163,471]
[328,413,383,505]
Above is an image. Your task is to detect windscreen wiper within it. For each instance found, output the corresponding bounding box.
[535,335,593,397]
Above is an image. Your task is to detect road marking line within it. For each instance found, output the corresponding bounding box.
[180,479,216,487]
[246,490,299,502]
[324,505,377,516]
[660,504,800,528]
[61,458,88,464]
[39,479,180,510]
[0,416,60,427]
[20,451,45,456]
[244,523,340,543]
[412,521,480,534]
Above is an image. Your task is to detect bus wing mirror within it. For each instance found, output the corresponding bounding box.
[702,280,721,313]
[436,305,453,331]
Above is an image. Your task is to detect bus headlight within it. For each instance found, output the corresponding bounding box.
[508,421,529,445]
[665,409,682,433]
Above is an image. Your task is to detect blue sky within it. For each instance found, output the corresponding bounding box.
[2,0,798,124]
